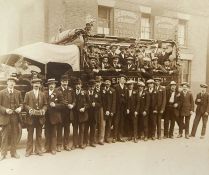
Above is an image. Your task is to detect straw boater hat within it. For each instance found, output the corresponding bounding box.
[137,81,145,87]
[146,79,155,84]
[46,78,58,84]
[170,81,177,85]
[126,80,136,84]
[200,83,208,88]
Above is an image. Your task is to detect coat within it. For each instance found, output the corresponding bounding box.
[0,88,23,125]
[155,85,166,112]
[126,89,138,113]
[72,89,89,123]
[114,84,126,110]
[195,92,209,115]
[147,88,158,112]
[136,90,150,114]
[24,90,47,125]
[45,89,64,125]
[179,91,194,116]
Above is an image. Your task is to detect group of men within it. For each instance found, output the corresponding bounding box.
[0,74,208,161]
[85,43,179,77]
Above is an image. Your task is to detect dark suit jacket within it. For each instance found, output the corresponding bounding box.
[114,84,126,111]
[45,89,64,125]
[147,89,158,112]
[156,85,166,112]
[179,91,194,116]
[136,90,150,114]
[72,90,89,123]
[126,89,138,113]
[24,90,47,125]
[102,87,116,119]
[195,92,209,115]
[0,88,23,125]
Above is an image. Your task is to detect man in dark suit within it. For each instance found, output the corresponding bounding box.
[24,78,47,157]
[57,75,76,151]
[84,79,102,147]
[113,74,127,142]
[190,84,209,138]
[72,79,89,149]
[178,82,194,139]
[136,81,150,141]
[0,76,23,161]
[125,56,136,71]
[147,79,158,140]
[125,80,138,143]
[44,78,64,155]
[164,81,181,139]
[154,78,166,139]
[102,78,116,143]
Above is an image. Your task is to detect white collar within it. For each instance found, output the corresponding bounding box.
[8,88,14,93]
[119,83,124,89]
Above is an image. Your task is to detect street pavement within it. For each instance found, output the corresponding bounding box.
[1,123,209,175]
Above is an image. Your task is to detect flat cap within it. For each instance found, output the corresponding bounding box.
[200,84,208,88]
[146,79,155,84]
[137,81,145,87]
[170,81,177,85]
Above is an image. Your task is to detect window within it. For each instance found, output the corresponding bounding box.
[141,14,151,39]
[178,20,187,47]
[180,60,191,83]
[98,6,112,35]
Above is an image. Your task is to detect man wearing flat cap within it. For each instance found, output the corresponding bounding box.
[125,56,136,71]
[136,81,150,141]
[24,78,47,157]
[44,78,64,155]
[164,81,181,139]
[0,75,23,160]
[178,82,194,139]
[190,84,209,138]
[57,75,76,151]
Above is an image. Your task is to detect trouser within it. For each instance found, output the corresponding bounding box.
[148,112,157,138]
[191,113,208,136]
[45,122,58,152]
[26,118,43,154]
[84,120,96,145]
[1,117,19,156]
[164,106,180,137]
[138,113,149,138]
[129,113,138,139]
[156,112,162,138]
[114,105,126,139]
[95,108,105,143]
[104,117,112,141]
[72,121,85,146]
[179,115,191,135]
[57,122,70,148]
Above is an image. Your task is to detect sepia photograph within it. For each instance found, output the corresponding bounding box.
[0,0,209,175]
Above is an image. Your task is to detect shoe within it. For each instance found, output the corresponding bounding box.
[158,136,162,140]
[43,148,50,153]
[51,151,56,155]
[90,143,96,147]
[177,134,182,138]
[25,153,31,157]
[36,152,43,156]
[133,138,138,143]
[185,135,190,139]
[0,155,6,161]
[163,136,168,139]
[118,138,125,142]
[152,136,156,140]
[200,136,205,139]
[98,142,104,145]
[112,139,116,143]
[169,135,174,139]
[57,146,62,152]
[11,153,20,159]
[128,137,132,141]
[64,147,71,151]
[71,145,76,150]
[144,137,148,141]
[79,145,85,149]
[190,134,195,137]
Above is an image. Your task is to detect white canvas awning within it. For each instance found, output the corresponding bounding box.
[10,42,80,71]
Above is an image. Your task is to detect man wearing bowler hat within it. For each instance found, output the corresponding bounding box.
[44,78,64,155]
[72,79,89,149]
[57,75,76,151]
[178,82,194,139]
[164,81,181,139]
[190,84,209,138]
[0,75,23,160]
[154,77,166,139]
[24,78,47,157]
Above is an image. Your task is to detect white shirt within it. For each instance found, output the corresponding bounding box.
[49,89,54,96]
[8,88,14,94]
[149,88,153,93]
[33,89,39,99]
[76,89,81,95]
[119,83,124,89]
[169,92,175,103]
[129,90,132,97]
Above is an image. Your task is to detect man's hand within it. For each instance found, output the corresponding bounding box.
[174,103,178,108]
[197,99,201,102]
[15,107,22,114]
[29,109,34,116]
[50,102,56,107]
[110,113,114,116]
[134,111,138,116]
[68,104,74,109]
[92,102,96,107]
[105,111,110,116]
[190,111,193,115]
[160,110,164,114]
[153,110,158,114]
[204,112,208,116]
[127,109,130,114]
[6,108,13,115]
[79,108,85,112]
[142,111,147,116]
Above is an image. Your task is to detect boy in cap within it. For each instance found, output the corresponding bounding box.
[178,82,194,139]
[72,79,89,149]
[44,78,64,155]
[190,84,209,138]
[57,75,76,151]
[164,81,181,139]
[24,78,47,157]
[0,75,23,160]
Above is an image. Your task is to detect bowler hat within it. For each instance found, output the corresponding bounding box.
[60,75,68,81]
[74,78,82,85]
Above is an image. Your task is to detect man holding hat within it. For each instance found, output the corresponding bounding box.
[154,77,166,140]
[24,78,47,157]
[178,82,194,139]
[164,81,181,139]
[136,81,150,141]
[0,75,23,160]
[72,79,89,149]
[57,75,76,151]
[190,84,209,138]
[44,78,64,155]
